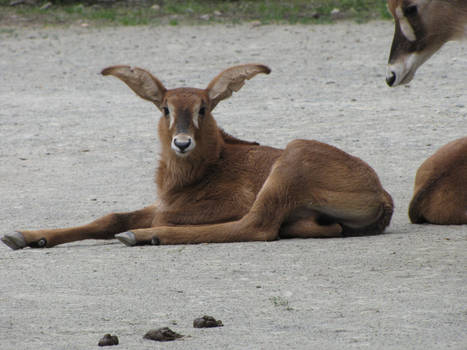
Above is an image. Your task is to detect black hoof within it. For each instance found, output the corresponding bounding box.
[115,232,137,246]
[151,236,160,245]
[116,232,153,246]
[1,232,27,250]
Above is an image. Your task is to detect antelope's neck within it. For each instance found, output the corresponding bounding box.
[156,132,224,195]
[156,159,206,194]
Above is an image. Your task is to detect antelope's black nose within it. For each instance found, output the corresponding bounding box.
[173,138,191,152]
[386,71,396,87]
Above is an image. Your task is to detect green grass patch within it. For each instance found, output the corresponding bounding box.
[0,0,392,27]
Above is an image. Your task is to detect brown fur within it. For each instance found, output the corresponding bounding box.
[2,64,393,249]
[409,137,467,225]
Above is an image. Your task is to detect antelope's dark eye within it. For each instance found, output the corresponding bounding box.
[199,107,206,116]
[403,5,417,16]
[163,107,170,116]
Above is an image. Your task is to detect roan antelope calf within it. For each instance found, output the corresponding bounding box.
[409,137,467,225]
[386,0,467,86]
[2,64,394,250]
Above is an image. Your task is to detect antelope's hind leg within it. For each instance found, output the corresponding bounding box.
[273,139,393,236]
[280,211,344,239]
[2,205,156,250]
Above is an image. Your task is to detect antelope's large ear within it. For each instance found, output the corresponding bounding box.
[206,64,271,109]
[101,65,167,109]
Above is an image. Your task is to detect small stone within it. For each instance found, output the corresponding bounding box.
[98,334,119,346]
[200,14,210,21]
[143,327,183,342]
[193,315,223,328]
[151,4,160,10]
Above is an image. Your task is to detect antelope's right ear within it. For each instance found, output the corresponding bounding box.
[206,64,271,109]
[101,65,167,109]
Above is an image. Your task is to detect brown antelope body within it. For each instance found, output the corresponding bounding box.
[409,137,467,225]
[2,64,393,250]
[386,0,467,86]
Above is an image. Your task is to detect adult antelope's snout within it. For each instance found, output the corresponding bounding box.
[386,55,419,87]
[386,17,421,87]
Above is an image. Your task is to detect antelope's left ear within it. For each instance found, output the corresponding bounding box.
[205,64,271,109]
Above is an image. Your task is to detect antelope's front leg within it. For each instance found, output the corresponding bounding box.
[115,217,281,246]
[2,205,156,250]
[115,166,300,246]
[114,223,250,246]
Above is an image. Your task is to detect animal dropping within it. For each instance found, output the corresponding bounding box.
[2,64,393,250]
[98,334,119,346]
[143,327,183,342]
[193,315,223,328]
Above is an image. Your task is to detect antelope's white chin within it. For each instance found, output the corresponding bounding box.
[387,53,421,87]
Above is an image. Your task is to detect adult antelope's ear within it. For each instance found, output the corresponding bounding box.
[101,65,167,110]
[206,64,271,110]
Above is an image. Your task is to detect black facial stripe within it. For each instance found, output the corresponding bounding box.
[389,14,427,63]
[389,22,409,62]
[175,109,192,134]
[406,14,427,52]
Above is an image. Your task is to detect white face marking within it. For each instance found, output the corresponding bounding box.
[405,52,420,69]
[387,52,420,86]
[167,103,175,129]
[192,101,200,129]
[396,7,417,42]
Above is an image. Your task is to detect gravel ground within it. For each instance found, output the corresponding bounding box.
[0,22,466,349]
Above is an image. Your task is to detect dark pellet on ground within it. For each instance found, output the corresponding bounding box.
[98,334,119,346]
[143,327,183,342]
[193,315,223,328]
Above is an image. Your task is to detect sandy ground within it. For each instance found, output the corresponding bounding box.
[0,22,466,349]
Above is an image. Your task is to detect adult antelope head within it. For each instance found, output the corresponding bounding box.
[386,0,467,86]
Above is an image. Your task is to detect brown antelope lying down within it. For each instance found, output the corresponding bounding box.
[1,64,394,250]
[409,137,467,225]
[386,0,467,86]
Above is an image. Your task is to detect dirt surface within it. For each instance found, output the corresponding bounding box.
[0,22,466,349]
